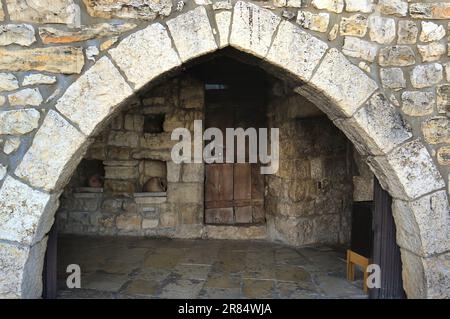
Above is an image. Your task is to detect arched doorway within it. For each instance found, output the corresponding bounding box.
[0,2,448,299]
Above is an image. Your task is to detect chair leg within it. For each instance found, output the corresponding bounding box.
[347,250,355,281]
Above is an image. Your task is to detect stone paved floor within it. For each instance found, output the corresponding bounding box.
[57,235,367,299]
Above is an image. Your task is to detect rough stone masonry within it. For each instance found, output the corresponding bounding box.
[0,0,449,299]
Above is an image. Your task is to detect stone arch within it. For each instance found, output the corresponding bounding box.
[0,2,448,299]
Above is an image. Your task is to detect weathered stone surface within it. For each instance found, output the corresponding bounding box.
[167,162,181,182]
[182,164,204,183]
[0,109,40,135]
[420,22,446,42]
[8,88,42,106]
[342,36,377,62]
[396,21,417,45]
[417,42,446,63]
[0,176,57,245]
[56,57,132,136]
[108,131,139,148]
[6,0,80,25]
[167,183,202,204]
[213,0,232,10]
[401,91,435,116]
[15,110,86,192]
[345,0,373,13]
[378,0,407,17]
[369,16,396,44]
[266,21,328,82]
[116,214,142,232]
[368,140,445,200]
[393,191,449,256]
[380,68,405,90]
[3,137,21,155]
[22,74,57,86]
[422,117,450,144]
[436,84,450,114]
[0,73,19,92]
[167,6,217,62]
[0,46,84,74]
[296,11,330,33]
[39,23,136,44]
[335,93,412,156]
[437,146,450,165]
[230,1,281,58]
[85,46,99,61]
[83,0,172,20]
[310,48,378,117]
[0,164,6,180]
[215,11,231,48]
[311,0,344,13]
[339,14,368,37]
[0,239,47,298]
[105,166,138,180]
[110,23,181,89]
[411,63,443,89]
[0,24,35,46]
[378,46,415,67]
[410,3,450,20]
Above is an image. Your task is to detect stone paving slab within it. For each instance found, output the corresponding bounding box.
[57,236,368,299]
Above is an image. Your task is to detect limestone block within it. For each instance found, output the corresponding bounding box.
[310,48,378,117]
[167,6,217,62]
[369,16,396,44]
[39,23,136,44]
[109,23,181,89]
[266,21,328,82]
[397,20,418,44]
[411,63,443,89]
[334,93,412,156]
[393,190,449,257]
[377,0,407,17]
[56,57,133,136]
[0,177,57,245]
[82,0,172,20]
[340,14,368,37]
[380,68,406,90]
[8,88,42,106]
[420,22,446,43]
[378,46,415,67]
[311,0,344,13]
[417,42,446,63]
[22,74,57,86]
[0,46,84,74]
[0,24,35,46]
[0,109,40,135]
[15,110,87,192]
[230,1,281,58]
[0,238,47,299]
[410,3,450,19]
[0,73,18,92]
[215,11,232,48]
[367,140,445,200]
[296,11,330,33]
[422,117,450,144]
[401,91,435,116]
[345,0,373,13]
[6,0,80,25]
[342,36,378,62]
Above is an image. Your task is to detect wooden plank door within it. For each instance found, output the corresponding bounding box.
[204,93,265,226]
[369,179,406,299]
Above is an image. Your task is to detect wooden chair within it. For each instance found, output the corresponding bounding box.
[347,249,369,294]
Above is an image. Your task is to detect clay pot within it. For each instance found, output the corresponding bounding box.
[143,177,167,192]
[88,174,104,188]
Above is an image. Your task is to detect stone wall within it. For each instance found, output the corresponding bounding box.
[57,74,206,238]
[265,84,354,246]
[0,0,449,298]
